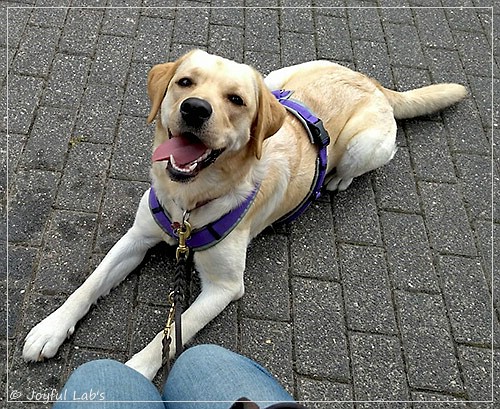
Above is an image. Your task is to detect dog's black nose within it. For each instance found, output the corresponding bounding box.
[180,98,213,127]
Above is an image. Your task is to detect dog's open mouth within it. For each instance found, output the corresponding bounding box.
[152,132,224,182]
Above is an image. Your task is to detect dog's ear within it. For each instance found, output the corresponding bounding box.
[146,61,178,123]
[251,75,286,160]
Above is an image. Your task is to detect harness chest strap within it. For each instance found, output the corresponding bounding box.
[149,184,260,251]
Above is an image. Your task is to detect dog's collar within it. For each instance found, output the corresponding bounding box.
[271,89,330,224]
[149,184,260,252]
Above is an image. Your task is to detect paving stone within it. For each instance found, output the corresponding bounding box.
[467,75,496,129]
[442,98,490,156]
[110,116,152,182]
[123,62,150,117]
[173,1,210,46]
[333,175,382,246]
[42,54,91,108]
[8,169,59,245]
[296,376,353,409]
[315,16,352,62]
[372,148,420,213]
[350,333,409,401]
[339,244,397,334]
[474,220,499,312]
[240,319,294,394]
[136,242,176,306]
[281,31,316,66]
[353,40,394,88]
[5,74,44,134]
[74,83,124,144]
[73,274,136,351]
[208,24,244,62]
[29,0,69,27]
[378,0,413,24]
[33,210,97,295]
[414,8,456,49]
[411,392,467,407]
[133,16,174,64]
[4,282,26,339]
[245,8,280,54]
[405,120,457,183]
[392,65,432,93]
[94,179,149,253]
[380,211,439,292]
[438,255,499,346]
[245,50,282,74]
[280,1,314,34]
[456,153,498,221]
[242,233,290,321]
[454,31,494,78]
[141,0,177,19]
[89,35,134,87]
[419,181,477,257]
[347,8,385,43]
[209,0,244,26]
[101,1,140,37]
[56,142,112,213]
[190,301,238,352]
[66,347,127,379]
[21,107,75,171]
[12,25,60,77]
[129,302,169,357]
[6,245,38,289]
[292,278,349,380]
[59,8,103,56]
[2,6,31,50]
[384,23,426,69]
[445,7,483,32]
[289,201,338,281]
[394,290,463,394]
[458,345,498,402]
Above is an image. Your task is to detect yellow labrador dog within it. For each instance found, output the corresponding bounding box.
[23,49,466,379]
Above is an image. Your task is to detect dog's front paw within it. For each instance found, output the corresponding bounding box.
[23,312,75,361]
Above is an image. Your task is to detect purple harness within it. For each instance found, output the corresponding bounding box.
[149,90,330,251]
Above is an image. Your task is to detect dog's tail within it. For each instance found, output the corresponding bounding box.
[376,82,467,120]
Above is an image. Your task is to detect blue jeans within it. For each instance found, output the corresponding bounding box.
[53,344,295,408]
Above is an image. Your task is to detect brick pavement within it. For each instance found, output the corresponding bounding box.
[1,2,499,408]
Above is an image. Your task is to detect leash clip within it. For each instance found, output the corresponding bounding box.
[175,211,192,261]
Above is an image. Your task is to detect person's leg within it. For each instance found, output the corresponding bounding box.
[53,359,165,409]
[163,345,294,409]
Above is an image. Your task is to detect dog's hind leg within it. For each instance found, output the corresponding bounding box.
[23,190,164,362]
[326,124,397,192]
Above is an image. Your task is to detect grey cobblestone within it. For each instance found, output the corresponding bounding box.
[380,211,439,292]
[350,333,409,401]
[419,181,477,257]
[4,4,498,407]
[56,142,112,213]
[395,290,463,394]
[339,244,397,334]
[438,255,499,346]
[59,8,103,56]
[42,54,91,108]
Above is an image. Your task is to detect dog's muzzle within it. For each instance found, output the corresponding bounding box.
[180,97,213,128]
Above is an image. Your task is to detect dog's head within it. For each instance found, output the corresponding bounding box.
[147,50,286,183]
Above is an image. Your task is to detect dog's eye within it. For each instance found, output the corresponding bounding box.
[178,77,192,87]
[228,94,244,106]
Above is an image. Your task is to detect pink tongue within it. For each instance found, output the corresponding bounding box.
[152,135,208,165]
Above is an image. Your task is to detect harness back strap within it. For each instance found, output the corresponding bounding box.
[271,89,330,224]
[149,185,260,251]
